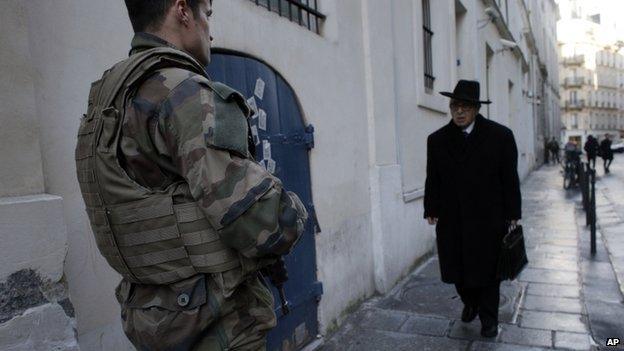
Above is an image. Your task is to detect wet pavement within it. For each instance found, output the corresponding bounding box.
[319,156,624,351]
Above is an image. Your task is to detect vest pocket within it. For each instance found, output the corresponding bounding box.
[119,274,216,351]
[75,114,100,160]
[75,133,95,160]
[96,107,119,152]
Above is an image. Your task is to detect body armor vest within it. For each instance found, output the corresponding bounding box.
[76,47,249,285]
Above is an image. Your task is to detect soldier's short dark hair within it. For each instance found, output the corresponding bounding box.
[124,0,202,32]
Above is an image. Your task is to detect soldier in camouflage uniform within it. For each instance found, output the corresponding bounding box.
[75,0,308,350]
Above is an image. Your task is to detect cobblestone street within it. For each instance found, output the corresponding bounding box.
[320,156,624,351]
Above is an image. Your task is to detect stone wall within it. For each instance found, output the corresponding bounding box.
[0,271,78,351]
[0,197,80,351]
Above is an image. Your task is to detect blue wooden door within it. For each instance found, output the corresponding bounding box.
[206,51,322,351]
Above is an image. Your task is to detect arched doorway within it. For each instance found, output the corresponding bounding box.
[207,51,322,351]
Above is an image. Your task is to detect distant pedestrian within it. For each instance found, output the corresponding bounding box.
[564,140,581,165]
[544,139,550,164]
[424,80,522,338]
[600,134,614,174]
[548,137,560,164]
[563,140,582,187]
[584,135,599,169]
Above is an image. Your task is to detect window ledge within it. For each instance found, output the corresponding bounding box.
[403,188,425,203]
[417,91,448,115]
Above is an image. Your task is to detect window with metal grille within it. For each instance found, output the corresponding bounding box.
[422,0,435,91]
[249,0,325,34]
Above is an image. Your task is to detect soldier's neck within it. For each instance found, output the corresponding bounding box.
[146,27,185,52]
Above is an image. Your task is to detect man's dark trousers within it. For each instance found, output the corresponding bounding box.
[455,283,501,327]
[604,158,612,173]
[588,156,596,169]
[551,150,560,164]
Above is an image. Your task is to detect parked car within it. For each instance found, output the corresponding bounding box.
[612,142,624,153]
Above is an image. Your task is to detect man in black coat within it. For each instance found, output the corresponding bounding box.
[584,135,599,169]
[424,80,522,338]
[548,137,560,164]
[600,134,614,174]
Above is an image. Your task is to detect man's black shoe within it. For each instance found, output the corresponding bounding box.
[480,324,498,338]
[461,305,478,322]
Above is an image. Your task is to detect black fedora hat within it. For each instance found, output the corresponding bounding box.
[439,80,492,104]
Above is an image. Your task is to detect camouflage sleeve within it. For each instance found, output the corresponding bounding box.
[156,75,307,258]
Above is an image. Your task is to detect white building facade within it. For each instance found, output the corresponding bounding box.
[526,0,562,154]
[558,0,624,145]
[0,1,559,350]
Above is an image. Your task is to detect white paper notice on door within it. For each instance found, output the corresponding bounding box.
[251,125,260,145]
[258,109,267,131]
[262,140,272,160]
[247,96,258,114]
[267,158,276,174]
[254,78,265,100]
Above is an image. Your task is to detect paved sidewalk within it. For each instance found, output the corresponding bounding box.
[319,163,624,351]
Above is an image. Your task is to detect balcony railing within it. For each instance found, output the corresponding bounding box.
[565,99,586,109]
[563,55,585,66]
[563,77,586,87]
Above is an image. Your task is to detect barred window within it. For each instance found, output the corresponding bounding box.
[249,0,325,34]
[422,0,435,91]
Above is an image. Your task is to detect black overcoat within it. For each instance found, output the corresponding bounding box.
[584,138,599,159]
[424,115,522,287]
[600,139,613,160]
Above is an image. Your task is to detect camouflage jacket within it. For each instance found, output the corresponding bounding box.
[120,33,307,263]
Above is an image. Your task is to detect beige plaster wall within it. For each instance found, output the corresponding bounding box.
[0,1,45,197]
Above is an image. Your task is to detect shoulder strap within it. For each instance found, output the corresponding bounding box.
[95,47,207,109]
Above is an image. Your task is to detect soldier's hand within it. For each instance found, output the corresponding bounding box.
[427,217,438,225]
[264,257,289,286]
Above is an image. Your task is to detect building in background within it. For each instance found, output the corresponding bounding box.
[526,0,562,158]
[0,1,559,350]
[558,0,624,145]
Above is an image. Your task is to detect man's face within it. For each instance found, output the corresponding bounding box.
[450,99,478,128]
[184,0,212,65]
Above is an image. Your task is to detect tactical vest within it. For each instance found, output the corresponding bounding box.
[76,47,251,285]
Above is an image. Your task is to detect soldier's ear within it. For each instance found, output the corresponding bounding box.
[173,0,192,27]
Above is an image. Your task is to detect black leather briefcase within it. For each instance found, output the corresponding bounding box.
[497,224,529,281]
